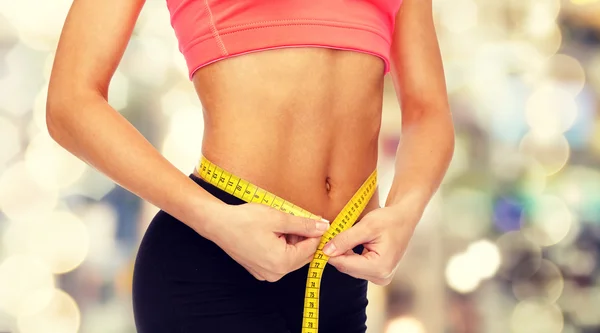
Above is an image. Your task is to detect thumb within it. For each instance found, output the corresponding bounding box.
[276,215,330,237]
[322,222,373,257]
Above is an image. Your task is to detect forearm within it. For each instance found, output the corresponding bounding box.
[46,92,225,236]
[384,107,455,219]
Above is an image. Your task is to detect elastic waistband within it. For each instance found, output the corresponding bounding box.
[189,174,246,206]
[185,22,390,79]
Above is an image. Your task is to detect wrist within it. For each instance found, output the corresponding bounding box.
[185,193,231,242]
[385,188,430,226]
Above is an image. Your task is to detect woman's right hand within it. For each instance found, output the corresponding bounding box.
[202,203,330,282]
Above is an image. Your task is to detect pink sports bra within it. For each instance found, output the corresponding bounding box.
[166,0,403,79]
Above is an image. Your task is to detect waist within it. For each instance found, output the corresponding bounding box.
[195,127,381,222]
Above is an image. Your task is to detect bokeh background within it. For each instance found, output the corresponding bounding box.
[1,0,599,332]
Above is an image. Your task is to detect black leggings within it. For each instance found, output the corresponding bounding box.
[132,174,368,333]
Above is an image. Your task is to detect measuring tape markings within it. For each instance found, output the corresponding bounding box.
[197,156,377,333]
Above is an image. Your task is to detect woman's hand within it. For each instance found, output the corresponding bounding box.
[204,203,330,282]
[322,205,419,285]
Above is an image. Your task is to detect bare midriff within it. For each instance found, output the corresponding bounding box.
[192,48,386,221]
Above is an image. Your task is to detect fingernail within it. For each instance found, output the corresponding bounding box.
[320,218,330,223]
[316,222,330,231]
[323,243,336,256]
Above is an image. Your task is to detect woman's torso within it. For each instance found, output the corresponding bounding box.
[192,48,385,221]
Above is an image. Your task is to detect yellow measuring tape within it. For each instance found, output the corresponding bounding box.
[197,155,377,333]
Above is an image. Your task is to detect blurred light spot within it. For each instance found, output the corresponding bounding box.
[161,108,204,172]
[536,0,562,19]
[17,289,80,333]
[561,324,579,333]
[137,1,178,39]
[439,0,478,33]
[496,232,542,281]
[487,80,530,144]
[160,82,201,116]
[3,213,89,275]
[173,53,189,79]
[553,248,595,277]
[571,0,600,4]
[588,53,600,91]
[466,239,501,279]
[490,146,528,183]
[512,259,564,303]
[520,159,547,195]
[592,118,600,155]
[66,168,116,201]
[522,195,572,247]
[0,43,43,116]
[445,252,481,294]
[0,116,20,168]
[24,133,87,190]
[519,132,570,175]
[541,54,586,96]
[563,286,600,327]
[0,10,17,40]
[525,6,556,38]
[466,44,518,128]
[526,84,578,137]
[0,161,58,220]
[136,0,189,79]
[443,188,491,239]
[385,316,425,333]
[0,255,55,317]
[523,0,560,38]
[493,197,525,232]
[557,280,579,314]
[510,301,563,333]
[532,24,562,57]
[130,0,181,80]
[81,203,118,266]
[3,219,35,256]
[0,0,71,50]
[28,211,89,274]
[558,179,584,208]
[122,37,171,86]
[32,85,49,133]
[108,70,129,111]
[549,166,600,222]
[509,41,546,85]
[79,298,133,333]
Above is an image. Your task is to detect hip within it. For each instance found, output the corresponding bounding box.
[132,174,368,332]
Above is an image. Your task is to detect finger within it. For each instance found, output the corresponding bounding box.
[329,251,395,285]
[285,237,322,271]
[328,251,381,281]
[276,215,330,237]
[322,222,375,257]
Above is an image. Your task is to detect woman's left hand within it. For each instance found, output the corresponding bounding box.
[322,205,420,285]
